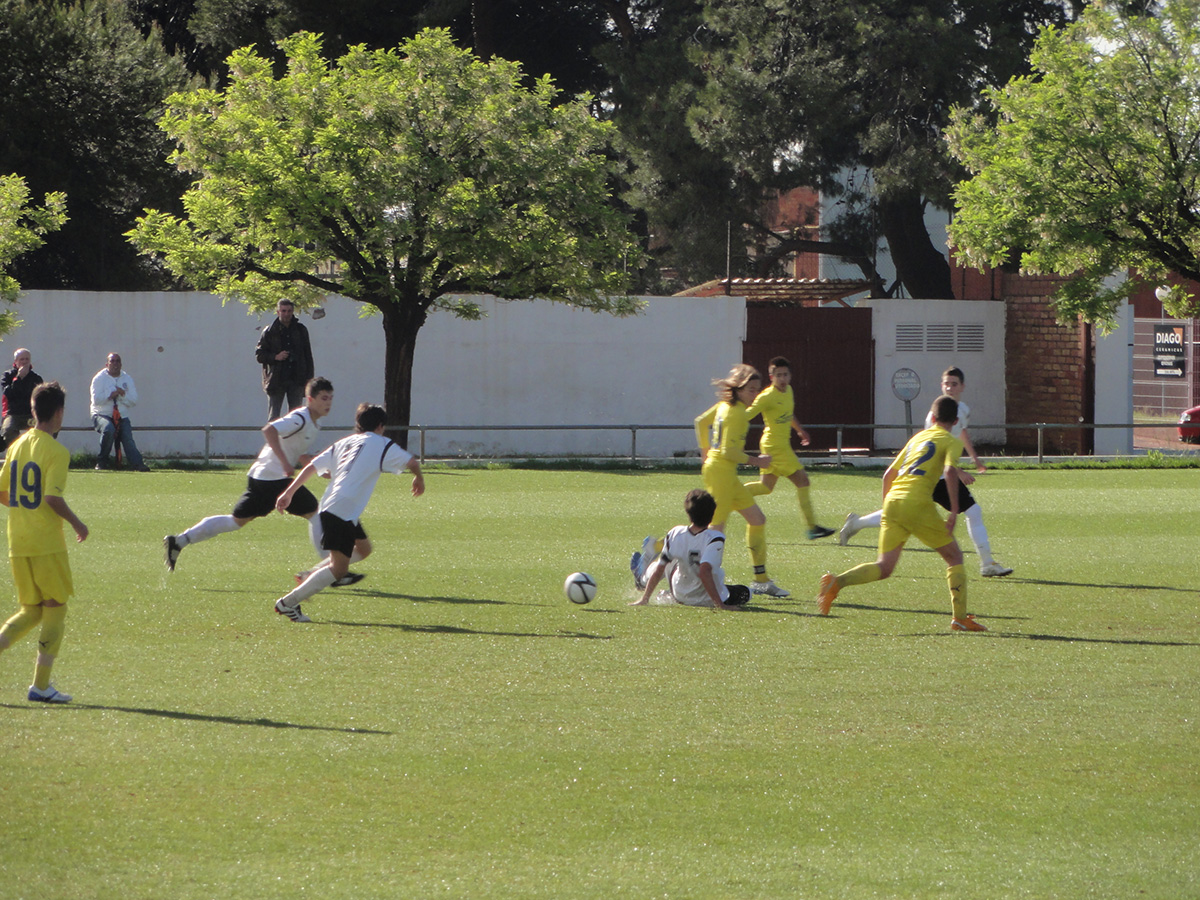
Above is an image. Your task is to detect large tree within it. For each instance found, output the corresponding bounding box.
[0,175,67,336]
[0,0,192,290]
[948,0,1200,327]
[128,29,640,435]
[686,0,1071,298]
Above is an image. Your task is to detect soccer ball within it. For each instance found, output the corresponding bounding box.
[564,572,597,604]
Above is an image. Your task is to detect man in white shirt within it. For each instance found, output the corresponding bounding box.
[272,402,425,623]
[163,377,336,573]
[630,489,750,610]
[89,352,147,471]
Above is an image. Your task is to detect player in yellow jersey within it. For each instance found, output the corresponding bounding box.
[815,394,987,632]
[694,364,789,597]
[744,356,835,540]
[0,382,89,702]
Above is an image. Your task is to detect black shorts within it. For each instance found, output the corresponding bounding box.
[319,510,367,557]
[725,584,751,606]
[232,477,318,519]
[932,477,977,513]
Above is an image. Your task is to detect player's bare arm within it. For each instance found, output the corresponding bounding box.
[960,427,986,473]
[406,459,425,497]
[45,496,88,542]
[792,417,811,446]
[630,559,666,606]
[697,562,735,610]
[261,423,293,476]
[276,462,317,512]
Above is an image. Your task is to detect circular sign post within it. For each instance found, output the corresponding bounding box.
[891,368,922,437]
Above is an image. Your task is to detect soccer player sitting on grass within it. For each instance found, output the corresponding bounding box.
[744,355,835,540]
[816,394,988,632]
[163,377,344,578]
[272,402,425,623]
[630,489,750,610]
[0,382,89,703]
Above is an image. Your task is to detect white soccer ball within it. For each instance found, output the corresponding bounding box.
[564,572,597,604]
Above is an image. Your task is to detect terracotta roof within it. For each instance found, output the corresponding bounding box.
[674,278,872,306]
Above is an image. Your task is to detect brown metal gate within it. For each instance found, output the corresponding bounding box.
[743,306,874,452]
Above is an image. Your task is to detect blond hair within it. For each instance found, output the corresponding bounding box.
[712,364,761,404]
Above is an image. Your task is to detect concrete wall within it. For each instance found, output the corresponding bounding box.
[858,298,1007,450]
[5,291,745,459]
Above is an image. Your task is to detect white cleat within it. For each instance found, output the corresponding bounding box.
[980,562,1014,577]
[751,580,791,598]
[838,512,861,546]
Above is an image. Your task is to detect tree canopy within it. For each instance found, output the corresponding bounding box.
[128,29,640,431]
[0,174,67,336]
[948,0,1200,326]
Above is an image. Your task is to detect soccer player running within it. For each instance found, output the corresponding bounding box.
[272,403,425,623]
[839,366,1012,577]
[0,383,89,703]
[694,364,789,598]
[163,377,339,574]
[744,355,835,540]
[630,489,750,610]
[816,393,988,632]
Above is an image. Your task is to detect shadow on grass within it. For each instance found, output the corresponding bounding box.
[0,703,393,733]
[323,620,613,640]
[919,631,1200,647]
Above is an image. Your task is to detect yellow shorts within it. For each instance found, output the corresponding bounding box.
[702,457,755,523]
[879,499,953,553]
[10,552,74,606]
[758,447,803,479]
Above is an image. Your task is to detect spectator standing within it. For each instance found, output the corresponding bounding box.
[255,299,315,421]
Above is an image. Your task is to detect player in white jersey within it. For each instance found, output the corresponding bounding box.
[630,490,750,610]
[163,377,334,572]
[272,402,425,622]
[838,367,1012,577]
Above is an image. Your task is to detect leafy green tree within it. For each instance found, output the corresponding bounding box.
[129,29,640,433]
[0,175,67,335]
[0,0,192,290]
[948,0,1200,326]
[688,0,1070,298]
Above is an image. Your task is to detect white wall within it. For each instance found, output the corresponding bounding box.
[5,291,745,459]
[858,299,1007,450]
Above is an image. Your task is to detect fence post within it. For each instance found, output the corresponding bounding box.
[1037,424,1044,465]
[204,425,211,464]
[631,426,637,464]
[836,426,843,466]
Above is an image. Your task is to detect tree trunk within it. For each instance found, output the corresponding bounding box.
[877,193,954,299]
[380,300,428,449]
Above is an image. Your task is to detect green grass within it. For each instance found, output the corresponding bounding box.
[1,466,1198,898]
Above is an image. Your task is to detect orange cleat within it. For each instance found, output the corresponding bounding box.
[816,573,840,616]
[950,615,988,632]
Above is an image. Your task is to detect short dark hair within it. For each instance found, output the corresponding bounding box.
[684,489,717,528]
[931,394,959,425]
[307,376,334,396]
[943,366,965,384]
[31,381,65,423]
[768,356,791,372]
[355,403,387,433]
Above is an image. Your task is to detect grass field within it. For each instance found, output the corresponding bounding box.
[1,464,1197,899]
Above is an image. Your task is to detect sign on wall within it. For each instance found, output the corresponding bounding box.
[1153,323,1187,378]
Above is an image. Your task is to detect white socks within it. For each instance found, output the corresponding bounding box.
[858,509,883,529]
[964,504,992,564]
[280,566,337,607]
[180,515,240,547]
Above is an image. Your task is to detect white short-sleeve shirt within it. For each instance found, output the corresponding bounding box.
[312,431,413,523]
[659,524,729,607]
[248,407,319,481]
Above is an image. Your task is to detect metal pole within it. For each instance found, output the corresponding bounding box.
[631,427,637,464]
[204,425,211,464]
[1037,424,1044,465]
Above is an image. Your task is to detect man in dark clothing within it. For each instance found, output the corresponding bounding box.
[255,299,315,421]
[1,348,44,452]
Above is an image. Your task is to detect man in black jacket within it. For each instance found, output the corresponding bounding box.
[255,299,315,421]
[1,348,44,452]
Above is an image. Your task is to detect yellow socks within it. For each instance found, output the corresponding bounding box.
[840,563,883,587]
[947,564,967,619]
[746,524,768,582]
[796,484,816,527]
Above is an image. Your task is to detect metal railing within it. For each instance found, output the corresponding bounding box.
[55,421,1189,466]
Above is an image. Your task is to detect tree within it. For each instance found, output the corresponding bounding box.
[0,175,67,336]
[948,0,1200,327]
[0,0,192,290]
[128,29,640,435]
[687,0,1071,298]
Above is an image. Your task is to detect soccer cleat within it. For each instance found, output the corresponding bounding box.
[28,684,72,703]
[807,524,835,540]
[163,535,182,572]
[838,513,861,546]
[950,615,988,632]
[980,562,1013,578]
[752,579,790,598]
[816,572,840,615]
[331,572,365,587]
[275,599,312,623]
[629,551,644,589]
